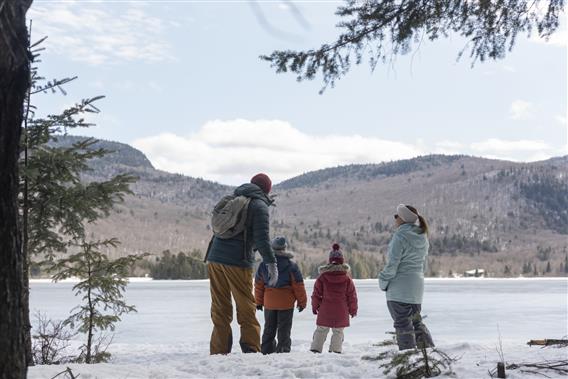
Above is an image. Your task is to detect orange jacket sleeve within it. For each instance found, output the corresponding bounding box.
[254,266,265,306]
[254,279,265,306]
[291,275,307,308]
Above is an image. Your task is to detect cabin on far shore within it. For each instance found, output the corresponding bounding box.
[464,268,485,277]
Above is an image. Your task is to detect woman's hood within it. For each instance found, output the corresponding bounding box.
[396,223,429,249]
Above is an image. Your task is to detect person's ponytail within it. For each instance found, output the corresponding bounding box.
[417,214,429,235]
[405,205,429,235]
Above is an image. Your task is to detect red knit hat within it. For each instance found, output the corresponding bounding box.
[329,243,344,265]
[251,173,272,194]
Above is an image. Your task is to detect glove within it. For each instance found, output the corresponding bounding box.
[350,313,357,318]
[256,304,263,311]
[266,263,278,287]
[312,308,318,315]
[297,306,305,313]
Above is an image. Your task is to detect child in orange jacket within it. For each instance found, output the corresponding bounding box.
[255,236,307,354]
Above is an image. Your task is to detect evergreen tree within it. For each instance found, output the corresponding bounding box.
[262,0,564,91]
[19,36,137,365]
[522,262,532,275]
[428,259,437,277]
[520,175,568,234]
[51,239,141,363]
[21,35,136,259]
[149,250,208,279]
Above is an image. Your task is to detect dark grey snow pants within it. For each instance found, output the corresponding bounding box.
[261,309,294,354]
[387,301,435,350]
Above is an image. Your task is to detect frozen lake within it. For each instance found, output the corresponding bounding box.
[30,278,568,347]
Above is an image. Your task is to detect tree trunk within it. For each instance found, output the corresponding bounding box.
[0,1,33,378]
[23,66,34,367]
[85,253,95,364]
[86,284,93,364]
[22,223,33,367]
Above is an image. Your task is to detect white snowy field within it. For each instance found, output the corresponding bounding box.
[28,278,568,378]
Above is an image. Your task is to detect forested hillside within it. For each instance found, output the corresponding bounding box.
[43,136,568,279]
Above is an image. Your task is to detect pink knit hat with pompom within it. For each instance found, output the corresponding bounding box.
[328,243,344,265]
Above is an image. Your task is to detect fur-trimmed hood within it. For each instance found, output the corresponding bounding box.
[318,263,350,274]
[274,250,294,259]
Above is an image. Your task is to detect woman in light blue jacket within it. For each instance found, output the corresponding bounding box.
[379,204,434,350]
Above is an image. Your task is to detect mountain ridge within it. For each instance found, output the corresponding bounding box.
[47,135,568,278]
[54,134,567,189]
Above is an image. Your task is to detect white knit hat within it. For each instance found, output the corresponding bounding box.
[396,204,418,224]
[271,236,287,251]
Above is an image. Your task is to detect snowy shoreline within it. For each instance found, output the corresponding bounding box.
[29,277,567,378]
[29,276,568,283]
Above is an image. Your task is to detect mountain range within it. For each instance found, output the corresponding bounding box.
[53,136,568,278]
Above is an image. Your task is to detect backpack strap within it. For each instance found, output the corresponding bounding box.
[241,200,251,261]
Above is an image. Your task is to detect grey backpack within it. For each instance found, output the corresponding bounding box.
[211,195,251,239]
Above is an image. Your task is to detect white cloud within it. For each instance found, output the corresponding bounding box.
[556,115,567,125]
[132,119,423,185]
[131,120,566,185]
[29,3,175,65]
[469,138,566,162]
[470,138,550,152]
[509,100,535,120]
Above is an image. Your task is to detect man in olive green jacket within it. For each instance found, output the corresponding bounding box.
[206,173,278,354]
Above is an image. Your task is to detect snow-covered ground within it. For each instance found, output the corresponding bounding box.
[28,278,568,378]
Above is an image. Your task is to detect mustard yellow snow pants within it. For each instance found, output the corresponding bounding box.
[208,262,261,354]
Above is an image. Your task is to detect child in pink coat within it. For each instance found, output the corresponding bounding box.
[310,244,358,353]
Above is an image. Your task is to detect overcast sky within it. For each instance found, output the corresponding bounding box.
[30,0,567,185]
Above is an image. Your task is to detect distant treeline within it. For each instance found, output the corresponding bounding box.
[145,250,208,279]
[141,249,381,280]
[297,251,381,279]
[430,234,498,255]
[31,244,568,280]
[138,245,568,280]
